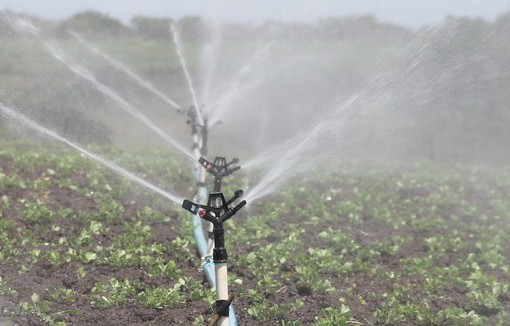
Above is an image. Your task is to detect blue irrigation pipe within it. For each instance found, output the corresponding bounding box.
[193,165,238,325]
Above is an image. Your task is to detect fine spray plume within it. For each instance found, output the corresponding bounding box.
[70,31,183,112]
[5,14,195,161]
[0,102,184,205]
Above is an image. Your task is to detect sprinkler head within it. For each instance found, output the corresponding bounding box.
[182,190,246,223]
[199,156,241,179]
[182,199,200,215]
[199,156,241,192]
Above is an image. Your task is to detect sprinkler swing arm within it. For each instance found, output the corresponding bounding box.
[182,190,246,263]
[199,156,241,192]
[182,190,246,229]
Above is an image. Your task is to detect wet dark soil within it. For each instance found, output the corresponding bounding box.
[0,153,509,325]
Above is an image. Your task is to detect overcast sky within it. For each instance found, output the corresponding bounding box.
[1,0,510,28]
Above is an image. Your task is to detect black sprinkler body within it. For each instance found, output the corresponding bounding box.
[183,106,209,155]
[185,106,198,135]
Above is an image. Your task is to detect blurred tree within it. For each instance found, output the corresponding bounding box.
[2,10,510,163]
[56,11,130,37]
[131,16,172,38]
[177,16,208,41]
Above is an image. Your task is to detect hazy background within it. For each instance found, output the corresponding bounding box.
[1,1,510,169]
[2,0,510,27]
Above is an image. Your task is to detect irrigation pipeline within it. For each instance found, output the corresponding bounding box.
[188,115,239,325]
[183,191,245,326]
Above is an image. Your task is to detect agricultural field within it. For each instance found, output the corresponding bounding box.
[0,141,510,325]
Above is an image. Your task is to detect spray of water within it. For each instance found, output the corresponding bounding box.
[206,43,273,126]
[199,21,223,106]
[70,31,183,112]
[243,31,446,203]
[243,90,365,203]
[170,23,203,124]
[0,102,184,205]
[7,16,195,162]
[243,27,448,174]
[244,125,325,203]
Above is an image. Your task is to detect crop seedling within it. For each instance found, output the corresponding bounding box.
[90,278,137,308]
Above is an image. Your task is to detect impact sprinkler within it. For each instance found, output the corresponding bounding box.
[183,105,209,156]
[199,156,241,275]
[184,106,209,208]
[182,190,247,326]
[199,156,241,192]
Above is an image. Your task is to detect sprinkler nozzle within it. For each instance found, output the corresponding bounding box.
[234,189,243,198]
[221,200,247,222]
[199,157,213,171]
[225,189,244,207]
[182,199,199,215]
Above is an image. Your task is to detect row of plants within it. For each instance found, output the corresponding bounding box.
[224,162,510,324]
[0,142,509,324]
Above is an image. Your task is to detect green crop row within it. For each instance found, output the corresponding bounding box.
[0,142,509,325]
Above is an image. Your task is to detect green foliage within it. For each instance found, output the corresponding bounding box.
[137,286,184,309]
[0,276,17,296]
[19,293,64,325]
[57,10,130,36]
[314,304,354,325]
[246,289,304,321]
[1,146,510,325]
[21,198,54,222]
[49,287,77,304]
[90,278,137,308]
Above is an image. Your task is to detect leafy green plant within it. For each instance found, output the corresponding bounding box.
[19,293,66,325]
[49,287,77,304]
[21,198,54,222]
[90,278,137,308]
[137,279,186,309]
[0,276,18,296]
[314,304,354,325]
